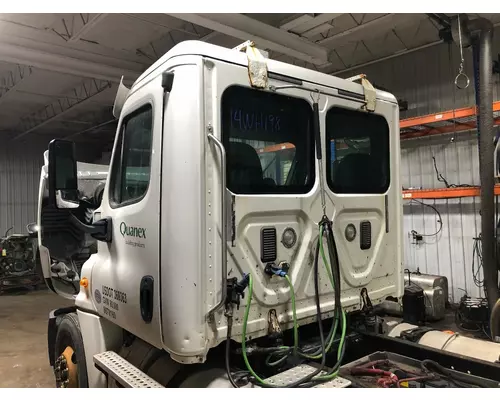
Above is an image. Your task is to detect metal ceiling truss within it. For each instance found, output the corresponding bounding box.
[0,64,33,102]
[123,14,209,38]
[135,21,216,62]
[14,78,112,140]
[317,14,427,47]
[279,14,344,39]
[66,107,116,140]
[50,14,108,43]
[328,17,435,74]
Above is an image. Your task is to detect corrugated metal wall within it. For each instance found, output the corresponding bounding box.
[0,140,102,237]
[401,133,484,302]
[0,142,46,237]
[340,29,500,303]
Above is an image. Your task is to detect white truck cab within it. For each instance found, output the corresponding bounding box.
[39,40,403,388]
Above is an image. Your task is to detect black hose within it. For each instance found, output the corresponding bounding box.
[312,233,327,365]
[303,222,341,358]
[325,221,342,318]
[421,359,488,388]
[290,235,329,389]
[323,221,346,371]
[225,317,243,388]
[299,224,346,388]
[250,236,327,388]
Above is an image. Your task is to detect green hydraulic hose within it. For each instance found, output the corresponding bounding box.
[312,309,346,381]
[243,224,347,384]
[312,224,347,381]
[242,273,324,387]
[241,273,270,386]
[265,225,341,363]
[299,225,338,360]
[284,274,299,355]
[319,225,335,288]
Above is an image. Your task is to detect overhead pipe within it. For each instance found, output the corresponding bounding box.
[454,16,499,310]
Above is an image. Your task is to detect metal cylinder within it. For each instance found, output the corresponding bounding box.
[453,16,499,310]
[471,18,499,309]
[388,322,500,364]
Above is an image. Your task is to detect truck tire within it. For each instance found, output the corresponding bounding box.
[54,313,89,388]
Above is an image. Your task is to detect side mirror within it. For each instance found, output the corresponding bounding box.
[48,139,79,209]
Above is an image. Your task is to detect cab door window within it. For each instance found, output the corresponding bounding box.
[109,104,153,207]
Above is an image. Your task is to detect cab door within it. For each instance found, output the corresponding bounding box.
[90,76,164,348]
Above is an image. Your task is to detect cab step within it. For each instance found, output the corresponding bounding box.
[94,351,164,388]
[94,351,351,388]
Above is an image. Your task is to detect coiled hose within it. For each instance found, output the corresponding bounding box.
[233,222,346,387]
[240,240,327,387]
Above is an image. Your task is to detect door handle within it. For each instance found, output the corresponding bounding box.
[140,276,154,323]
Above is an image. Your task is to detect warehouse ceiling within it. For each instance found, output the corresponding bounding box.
[1,13,499,150]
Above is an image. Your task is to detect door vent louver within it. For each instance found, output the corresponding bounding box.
[360,221,372,250]
[261,227,277,263]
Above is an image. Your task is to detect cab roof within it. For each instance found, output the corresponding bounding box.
[131,40,397,105]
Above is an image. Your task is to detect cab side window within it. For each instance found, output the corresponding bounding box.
[109,105,153,207]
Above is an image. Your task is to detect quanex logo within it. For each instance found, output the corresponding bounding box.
[120,222,146,239]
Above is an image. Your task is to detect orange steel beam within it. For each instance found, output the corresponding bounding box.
[400,105,478,128]
[402,185,500,199]
[400,101,500,140]
[400,101,500,129]
[401,119,500,139]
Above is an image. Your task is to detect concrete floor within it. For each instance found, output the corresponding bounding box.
[0,288,72,388]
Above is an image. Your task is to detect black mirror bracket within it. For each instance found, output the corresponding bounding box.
[69,214,113,243]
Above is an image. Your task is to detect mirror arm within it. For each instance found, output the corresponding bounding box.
[69,214,113,243]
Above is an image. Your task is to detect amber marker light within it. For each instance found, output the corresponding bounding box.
[80,277,89,288]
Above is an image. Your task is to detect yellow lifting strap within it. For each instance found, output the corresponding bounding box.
[233,40,268,89]
[346,74,376,112]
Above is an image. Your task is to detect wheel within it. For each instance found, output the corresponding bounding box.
[53,313,89,388]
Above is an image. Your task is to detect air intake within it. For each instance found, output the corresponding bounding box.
[360,221,371,250]
[261,227,277,263]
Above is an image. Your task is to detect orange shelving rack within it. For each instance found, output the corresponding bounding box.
[255,101,500,199]
[400,101,500,140]
[402,186,500,200]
